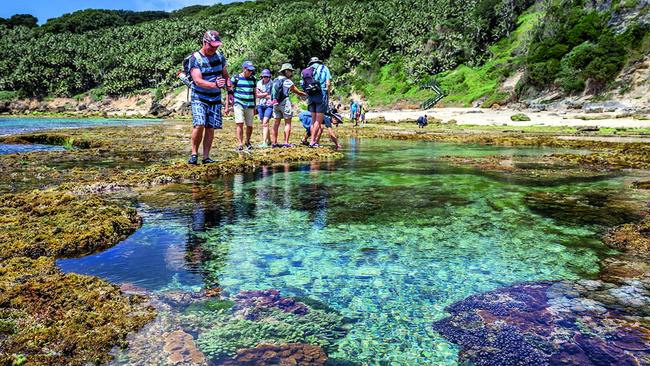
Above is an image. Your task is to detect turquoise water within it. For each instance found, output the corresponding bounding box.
[59,139,635,365]
[0,117,156,136]
[0,143,65,154]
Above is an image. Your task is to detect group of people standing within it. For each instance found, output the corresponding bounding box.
[186,30,341,165]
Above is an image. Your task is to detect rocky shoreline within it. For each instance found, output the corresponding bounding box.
[2,119,650,365]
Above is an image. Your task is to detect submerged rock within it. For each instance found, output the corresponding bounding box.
[232,289,310,320]
[162,330,207,365]
[217,343,327,366]
[433,281,650,366]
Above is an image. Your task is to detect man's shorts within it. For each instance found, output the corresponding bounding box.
[191,100,222,129]
[307,92,328,114]
[273,100,293,119]
[234,105,254,127]
[257,105,273,120]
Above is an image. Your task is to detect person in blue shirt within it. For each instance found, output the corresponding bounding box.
[417,114,428,128]
[299,110,341,149]
[187,30,230,165]
[301,57,332,148]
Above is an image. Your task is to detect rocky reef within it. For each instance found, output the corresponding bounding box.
[109,288,351,365]
[433,280,650,366]
[0,190,142,259]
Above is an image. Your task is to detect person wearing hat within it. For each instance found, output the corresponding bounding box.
[271,63,307,148]
[230,60,257,151]
[301,56,332,148]
[187,30,230,165]
[256,68,273,147]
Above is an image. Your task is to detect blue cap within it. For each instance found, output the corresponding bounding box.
[261,69,271,77]
[242,61,255,71]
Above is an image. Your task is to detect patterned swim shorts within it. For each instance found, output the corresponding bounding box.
[191,100,222,129]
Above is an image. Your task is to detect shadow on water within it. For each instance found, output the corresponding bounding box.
[58,137,645,365]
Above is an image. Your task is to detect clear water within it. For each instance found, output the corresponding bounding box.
[0,143,65,154]
[59,139,632,365]
[0,117,156,136]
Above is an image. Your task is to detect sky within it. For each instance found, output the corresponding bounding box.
[0,0,239,23]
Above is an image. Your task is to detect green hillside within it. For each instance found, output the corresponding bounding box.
[0,0,647,108]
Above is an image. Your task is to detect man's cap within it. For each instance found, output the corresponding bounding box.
[242,61,255,71]
[280,63,295,72]
[203,30,222,47]
[261,69,272,77]
[308,57,322,66]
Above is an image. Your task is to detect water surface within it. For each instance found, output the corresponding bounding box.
[59,139,635,365]
[0,117,157,136]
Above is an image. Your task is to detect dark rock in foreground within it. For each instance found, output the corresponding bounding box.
[433,280,650,366]
[217,343,327,366]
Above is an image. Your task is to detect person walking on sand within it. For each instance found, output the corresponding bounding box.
[187,30,229,165]
[231,61,257,151]
[271,63,307,147]
[301,56,332,148]
[256,69,273,147]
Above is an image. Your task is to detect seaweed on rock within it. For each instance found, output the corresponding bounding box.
[0,190,142,259]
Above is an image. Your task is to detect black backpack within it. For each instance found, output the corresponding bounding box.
[301,65,322,95]
[271,78,288,103]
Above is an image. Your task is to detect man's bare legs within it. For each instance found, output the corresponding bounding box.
[202,128,214,159]
[309,112,323,145]
[283,118,292,145]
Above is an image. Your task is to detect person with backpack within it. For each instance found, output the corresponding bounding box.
[256,69,273,148]
[301,57,332,148]
[186,30,229,165]
[271,63,307,147]
[230,61,257,151]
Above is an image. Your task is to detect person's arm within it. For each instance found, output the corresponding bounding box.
[290,85,307,97]
[190,68,218,89]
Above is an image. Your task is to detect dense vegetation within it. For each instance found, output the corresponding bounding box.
[0,0,534,101]
[0,0,647,106]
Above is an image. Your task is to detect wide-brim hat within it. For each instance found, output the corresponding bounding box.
[308,57,322,66]
[280,63,295,72]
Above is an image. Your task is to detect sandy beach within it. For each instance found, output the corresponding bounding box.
[368,108,650,128]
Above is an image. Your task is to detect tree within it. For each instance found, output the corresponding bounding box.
[8,14,38,28]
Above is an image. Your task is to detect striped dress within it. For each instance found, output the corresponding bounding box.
[189,51,227,105]
[231,74,256,108]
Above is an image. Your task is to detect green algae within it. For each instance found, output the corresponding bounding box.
[0,257,155,366]
[0,190,142,259]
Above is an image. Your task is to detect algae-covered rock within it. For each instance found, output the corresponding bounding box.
[523,190,644,228]
[510,113,531,121]
[0,257,155,366]
[0,190,142,259]
[604,217,650,255]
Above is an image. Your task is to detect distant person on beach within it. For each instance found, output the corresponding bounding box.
[350,100,358,124]
[301,56,332,148]
[230,61,257,151]
[188,30,229,165]
[271,63,307,147]
[256,68,273,147]
[298,110,342,149]
[417,114,428,128]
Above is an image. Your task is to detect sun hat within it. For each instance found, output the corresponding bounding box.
[242,61,255,71]
[279,63,295,72]
[308,57,322,66]
[203,30,222,47]
[261,69,271,77]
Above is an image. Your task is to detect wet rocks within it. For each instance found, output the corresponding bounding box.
[163,330,208,365]
[433,280,650,366]
[217,343,327,366]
